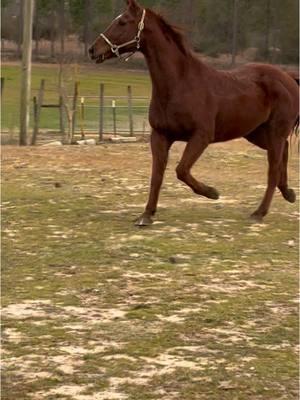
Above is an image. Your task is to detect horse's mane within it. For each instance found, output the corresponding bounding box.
[146,9,191,55]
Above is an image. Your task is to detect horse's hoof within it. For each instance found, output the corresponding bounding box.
[282,188,296,203]
[250,211,264,223]
[134,215,153,227]
[206,186,219,200]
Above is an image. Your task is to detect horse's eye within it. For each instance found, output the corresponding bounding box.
[118,19,126,26]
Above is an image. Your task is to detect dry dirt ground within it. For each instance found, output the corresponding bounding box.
[2,139,299,400]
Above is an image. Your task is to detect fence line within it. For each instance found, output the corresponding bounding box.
[29,80,151,143]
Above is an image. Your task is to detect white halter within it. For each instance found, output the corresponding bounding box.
[100,9,146,61]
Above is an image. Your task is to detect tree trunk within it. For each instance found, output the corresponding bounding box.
[59,0,65,58]
[20,0,34,146]
[264,0,271,62]
[50,6,55,59]
[17,0,23,59]
[34,2,39,60]
[83,0,91,58]
[231,0,239,67]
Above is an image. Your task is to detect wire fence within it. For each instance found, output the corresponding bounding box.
[73,95,151,137]
[1,78,152,144]
[56,83,150,142]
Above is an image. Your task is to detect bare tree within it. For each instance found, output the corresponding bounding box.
[264,0,271,62]
[59,0,65,57]
[20,0,34,146]
[17,0,23,59]
[34,1,40,59]
[50,4,56,59]
[83,0,91,58]
[231,0,239,67]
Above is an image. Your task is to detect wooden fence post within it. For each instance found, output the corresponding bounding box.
[112,100,117,136]
[31,79,45,145]
[0,77,4,96]
[80,97,85,140]
[127,85,134,136]
[59,95,65,138]
[71,82,79,141]
[99,83,104,142]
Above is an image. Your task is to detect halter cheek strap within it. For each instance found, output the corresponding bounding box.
[100,9,146,61]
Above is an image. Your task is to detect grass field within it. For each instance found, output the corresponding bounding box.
[2,139,299,400]
[1,63,151,134]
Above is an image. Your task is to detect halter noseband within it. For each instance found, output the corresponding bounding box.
[100,9,146,61]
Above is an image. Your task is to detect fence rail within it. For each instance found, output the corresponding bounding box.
[1,77,151,144]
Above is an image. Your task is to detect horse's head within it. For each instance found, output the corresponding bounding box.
[89,0,145,63]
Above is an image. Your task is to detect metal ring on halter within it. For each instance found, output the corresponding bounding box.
[111,45,120,57]
[135,36,141,49]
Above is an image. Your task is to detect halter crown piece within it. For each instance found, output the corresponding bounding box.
[100,9,146,62]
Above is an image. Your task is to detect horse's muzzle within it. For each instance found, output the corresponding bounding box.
[88,46,96,59]
[88,44,111,64]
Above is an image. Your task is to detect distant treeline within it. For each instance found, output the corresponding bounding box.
[1,0,299,64]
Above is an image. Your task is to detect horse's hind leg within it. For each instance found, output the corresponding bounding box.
[176,134,219,199]
[251,135,286,221]
[278,141,296,203]
[246,129,296,203]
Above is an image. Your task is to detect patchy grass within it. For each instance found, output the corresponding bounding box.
[2,139,299,400]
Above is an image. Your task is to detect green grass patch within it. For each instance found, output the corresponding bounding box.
[2,142,299,399]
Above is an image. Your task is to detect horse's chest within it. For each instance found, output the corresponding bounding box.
[149,100,196,135]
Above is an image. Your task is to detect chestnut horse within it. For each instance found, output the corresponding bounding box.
[89,0,299,225]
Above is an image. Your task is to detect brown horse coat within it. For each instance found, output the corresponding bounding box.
[89,0,299,225]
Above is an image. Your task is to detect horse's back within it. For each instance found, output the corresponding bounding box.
[234,63,298,104]
[232,63,298,121]
[212,63,299,142]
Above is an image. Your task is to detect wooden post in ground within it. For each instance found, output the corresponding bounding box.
[99,83,104,142]
[59,95,65,139]
[0,77,4,96]
[127,85,134,136]
[32,96,38,142]
[112,100,117,136]
[80,97,85,140]
[31,79,45,145]
[71,82,79,141]
[19,0,34,146]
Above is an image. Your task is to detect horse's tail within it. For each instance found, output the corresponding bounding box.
[294,115,299,136]
[288,72,299,136]
[286,73,299,152]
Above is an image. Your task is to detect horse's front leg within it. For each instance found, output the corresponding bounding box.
[176,133,219,199]
[135,130,172,226]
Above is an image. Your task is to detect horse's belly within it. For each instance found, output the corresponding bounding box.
[214,97,270,142]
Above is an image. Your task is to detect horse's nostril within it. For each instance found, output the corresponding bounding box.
[88,47,94,56]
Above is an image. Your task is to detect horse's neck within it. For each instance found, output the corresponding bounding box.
[142,30,192,96]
